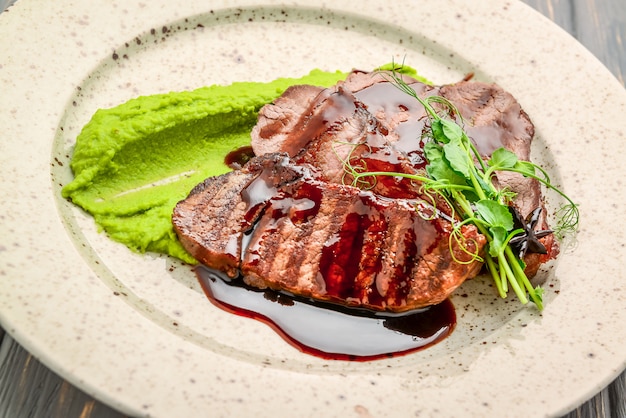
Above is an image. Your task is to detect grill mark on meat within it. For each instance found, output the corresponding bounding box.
[252,84,326,157]
[317,194,391,304]
[267,181,325,288]
[173,153,303,278]
[243,174,353,296]
[319,210,364,299]
[386,226,418,305]
[172,170,256,277]
[174,153,487,312]
[440,81,535,158]
[250,70,557,277]
[260,87,349,158]
[174,70,558,312]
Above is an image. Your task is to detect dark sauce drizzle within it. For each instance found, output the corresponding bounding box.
[196,266,455,361]
[225,145,255,169]
[208,77,527,361]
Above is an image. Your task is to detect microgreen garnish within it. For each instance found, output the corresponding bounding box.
[339,65,579,310]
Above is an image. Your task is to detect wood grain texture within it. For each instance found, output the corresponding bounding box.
[1,1,625,417]
[0,335,127,418]
[522,3,626,417]
[524,0,626,85]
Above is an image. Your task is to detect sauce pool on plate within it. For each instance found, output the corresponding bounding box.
[196,266,456,361]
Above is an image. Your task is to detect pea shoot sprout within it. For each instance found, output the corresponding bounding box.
[339,66,579,310]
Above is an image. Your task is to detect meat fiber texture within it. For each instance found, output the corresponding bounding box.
[251,70,557,277]
[173,153,486,312]
[173,70,557,311]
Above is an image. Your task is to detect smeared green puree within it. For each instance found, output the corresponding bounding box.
[62,65,424,264]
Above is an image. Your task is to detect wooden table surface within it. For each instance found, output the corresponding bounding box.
[1,0,625,417]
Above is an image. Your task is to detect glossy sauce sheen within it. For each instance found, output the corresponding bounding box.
[354,81,434,168]
[206,77,517,359]
[285,84,431,201]
[239,166,442,308]
[224,145,255,169]
[196,266,456,361]
[354,79,529,158]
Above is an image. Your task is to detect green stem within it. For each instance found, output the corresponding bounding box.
[451,190,473,217]
[498,253,529,304]
[485,256,506,298]
[468,168,488,200]
[353,171,431,185]
[468,138,489,172]
[504,246,544,310]
[461,139,491,201]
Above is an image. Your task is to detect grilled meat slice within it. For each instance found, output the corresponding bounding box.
[250,70,558,276]
[172,153,301,277]
[173,153,486,312]
[439,81,559,274]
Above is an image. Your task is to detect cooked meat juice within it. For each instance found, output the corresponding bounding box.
[63,65,553,360]
[63,66,450,360]
[197,266,455,361]
[62,69,348,264]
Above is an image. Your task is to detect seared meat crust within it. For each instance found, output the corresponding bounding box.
[251,71,557,276]
[173,153,486,312]
[173,70,557,311]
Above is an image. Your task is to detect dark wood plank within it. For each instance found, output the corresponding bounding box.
[574,0,626,85]
[1,1,624,418]
[521,1,626,416]
[0,335,127,418]
[524,0,626,85]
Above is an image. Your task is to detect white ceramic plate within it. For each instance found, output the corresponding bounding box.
[2,1,626,416]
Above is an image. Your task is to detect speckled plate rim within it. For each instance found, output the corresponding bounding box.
[2,1,626,417]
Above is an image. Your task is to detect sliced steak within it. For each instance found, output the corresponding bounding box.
[173,153,487,312]
[439,81,558,275]
[439,81,542,217]
[251,84,326,157]
[254,74,454,216]
[252,71,436,180]
[250,70,558,275]
[172,153,301,277]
